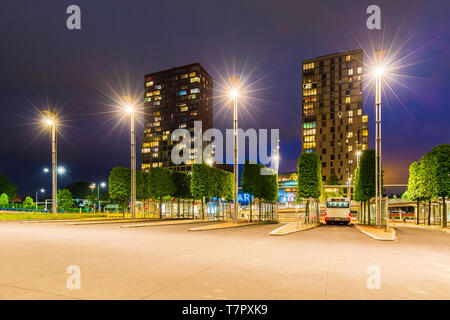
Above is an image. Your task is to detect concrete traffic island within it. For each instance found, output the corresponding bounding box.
[187,221,263,231]
[390,222,450,234]
[270,222,320,235]
[354,224,396,241]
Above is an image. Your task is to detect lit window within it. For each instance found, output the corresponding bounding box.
[303,62,314,71]
[178,90,187,96]
[357,109,362,115]
[348,110,353,117]
[145,81,153,87]
[152,153,158,158]
[188,94,197,100]
[190,77,200,83]
[348,146,353,152]
[348,117,353,124]
[153,111,160,116]
[357,67,362,74]
[348,132,353,138]
[362,129,368,136]
[345,55,351,62]
[348,69,353,76]
[345,97,351,103]
[189,72,196,77]
[181,74,188,79]
[191,88,200,94]
[362,115,368,123]
[142,148,150,153]
[180,106,188,112]
[144,98,151,102]
[179,123,187,128]
[142,163,150,170]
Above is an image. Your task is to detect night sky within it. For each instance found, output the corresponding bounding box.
[1,0,449,197]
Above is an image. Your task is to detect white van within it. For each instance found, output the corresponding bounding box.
[324,198,351,225]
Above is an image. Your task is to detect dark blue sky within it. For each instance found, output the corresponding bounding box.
[0,0,449,197]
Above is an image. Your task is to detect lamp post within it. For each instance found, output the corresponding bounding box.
[43,110,57,214]
[374,64,385,228]
[97,182,106,212]
[230,88,239,223]
[35,188,45,210]
[125,103,136,219]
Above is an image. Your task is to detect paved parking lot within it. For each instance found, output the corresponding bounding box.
[0,221,449,299]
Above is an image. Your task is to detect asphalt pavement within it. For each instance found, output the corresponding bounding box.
[0,221,448,299]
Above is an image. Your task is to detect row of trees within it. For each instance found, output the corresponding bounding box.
[108,164,234,218]
[406,144,449,227]
[241,161,278,221]
[353,149,382,225]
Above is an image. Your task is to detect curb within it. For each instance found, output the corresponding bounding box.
[121,220,210,228]
[67,218,159,225]
[354,224,396,241]
[188,222,261,231]
[270,222,320,236]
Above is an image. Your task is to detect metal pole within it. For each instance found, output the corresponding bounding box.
[375,76,382,227]
[131,110,136,219]
[233,96,238,223]
[35,190,38,210]
[97,184,100,213]
[51,119,57,214]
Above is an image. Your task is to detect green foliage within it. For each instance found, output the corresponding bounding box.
[66,181,92,199]
[326,173,340,185]
[430,144,450,198]
[401,191,409,200]
[0,193,9,207]
[57,189,74,210]
[109,167,131,202]
[242,161,260,197]
[357,150,379,201]
[191,163,234,200]
[136,171,151,200]
[297,152,322,200]
[22,196,35,209]
[149,167,175,200]
[0,174,17,200]
[172,171,192,199]
[407,161,426,202]
[353,165,362,202]
[241,162,278,202]
[420,152,438,201]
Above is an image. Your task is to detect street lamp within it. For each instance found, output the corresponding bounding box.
[42,110,57,214]
[373,52,386,228]
[35,188,45,210]
[124,101,136,219]
[230,86,239,223]
[92,182,107,212]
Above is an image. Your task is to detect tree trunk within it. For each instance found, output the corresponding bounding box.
[201,197,205,220]
[416,200,420,225]
[306,199,310,224]
[360,202,363,223]
[259,199,262,222]
[250,197,253,222]
[159,197,163,219]
[443,196,447,228]
[367,201,371,225]
[427,200,431,226]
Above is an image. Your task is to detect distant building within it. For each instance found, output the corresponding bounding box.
[142,63,213,172]
[301,49,368,183]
